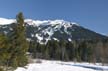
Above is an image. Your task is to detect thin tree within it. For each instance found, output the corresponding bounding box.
[8,12,29,69]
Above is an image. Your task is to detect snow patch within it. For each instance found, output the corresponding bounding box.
[9,28,13,31]
[35,34,43,41]
[26,38,31,41]
[68,38,72,41]
[31,34,34,37]
[4,31,8,34]
[53,38,59,41]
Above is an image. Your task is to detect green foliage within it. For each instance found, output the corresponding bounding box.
[29,39,108,63]
[8,12,29,68]
[0,12,29,70]
[0,34,11,71]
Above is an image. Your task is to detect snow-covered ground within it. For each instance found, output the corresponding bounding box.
[15,59,108,71]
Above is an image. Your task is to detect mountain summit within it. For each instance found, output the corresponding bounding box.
[0,18,107,44]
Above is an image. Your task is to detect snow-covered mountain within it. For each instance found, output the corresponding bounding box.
[0,18,107,43]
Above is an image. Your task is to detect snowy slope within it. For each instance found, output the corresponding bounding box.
[0,18,78,43]
[15,59,108,71]
[0,18,107,44]
[0,18,15,25]
[24,19,77,43]
[0,18,77,26]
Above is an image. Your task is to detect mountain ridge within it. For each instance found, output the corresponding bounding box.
[0,18,107,44]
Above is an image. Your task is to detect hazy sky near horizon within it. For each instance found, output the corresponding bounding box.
[0,0,108,35]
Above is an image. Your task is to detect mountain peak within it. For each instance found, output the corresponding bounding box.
[0,18,79,27]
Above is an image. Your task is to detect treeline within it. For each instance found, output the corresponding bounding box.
[0,13,28,71]
[29,39,108,64]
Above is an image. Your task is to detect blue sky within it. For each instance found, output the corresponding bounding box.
[0,0,108,35]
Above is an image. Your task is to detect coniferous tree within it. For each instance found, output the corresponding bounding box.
[59,40,68,61]
[44,41,50,59]
[73,40,79,62]
[53,41,60,60]
[0,33,10,71]
[8,12,29,68]
[66,41,74,61]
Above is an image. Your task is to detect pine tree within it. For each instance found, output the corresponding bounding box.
[72,40,79,62]
[0,33,10,71]
[96,41,105,65]
[44,41,50,59]
[53,41,60,60]
[8,12,29,68]
[59,40,68,61]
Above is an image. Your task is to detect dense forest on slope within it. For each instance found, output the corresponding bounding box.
[29,39,108,65]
